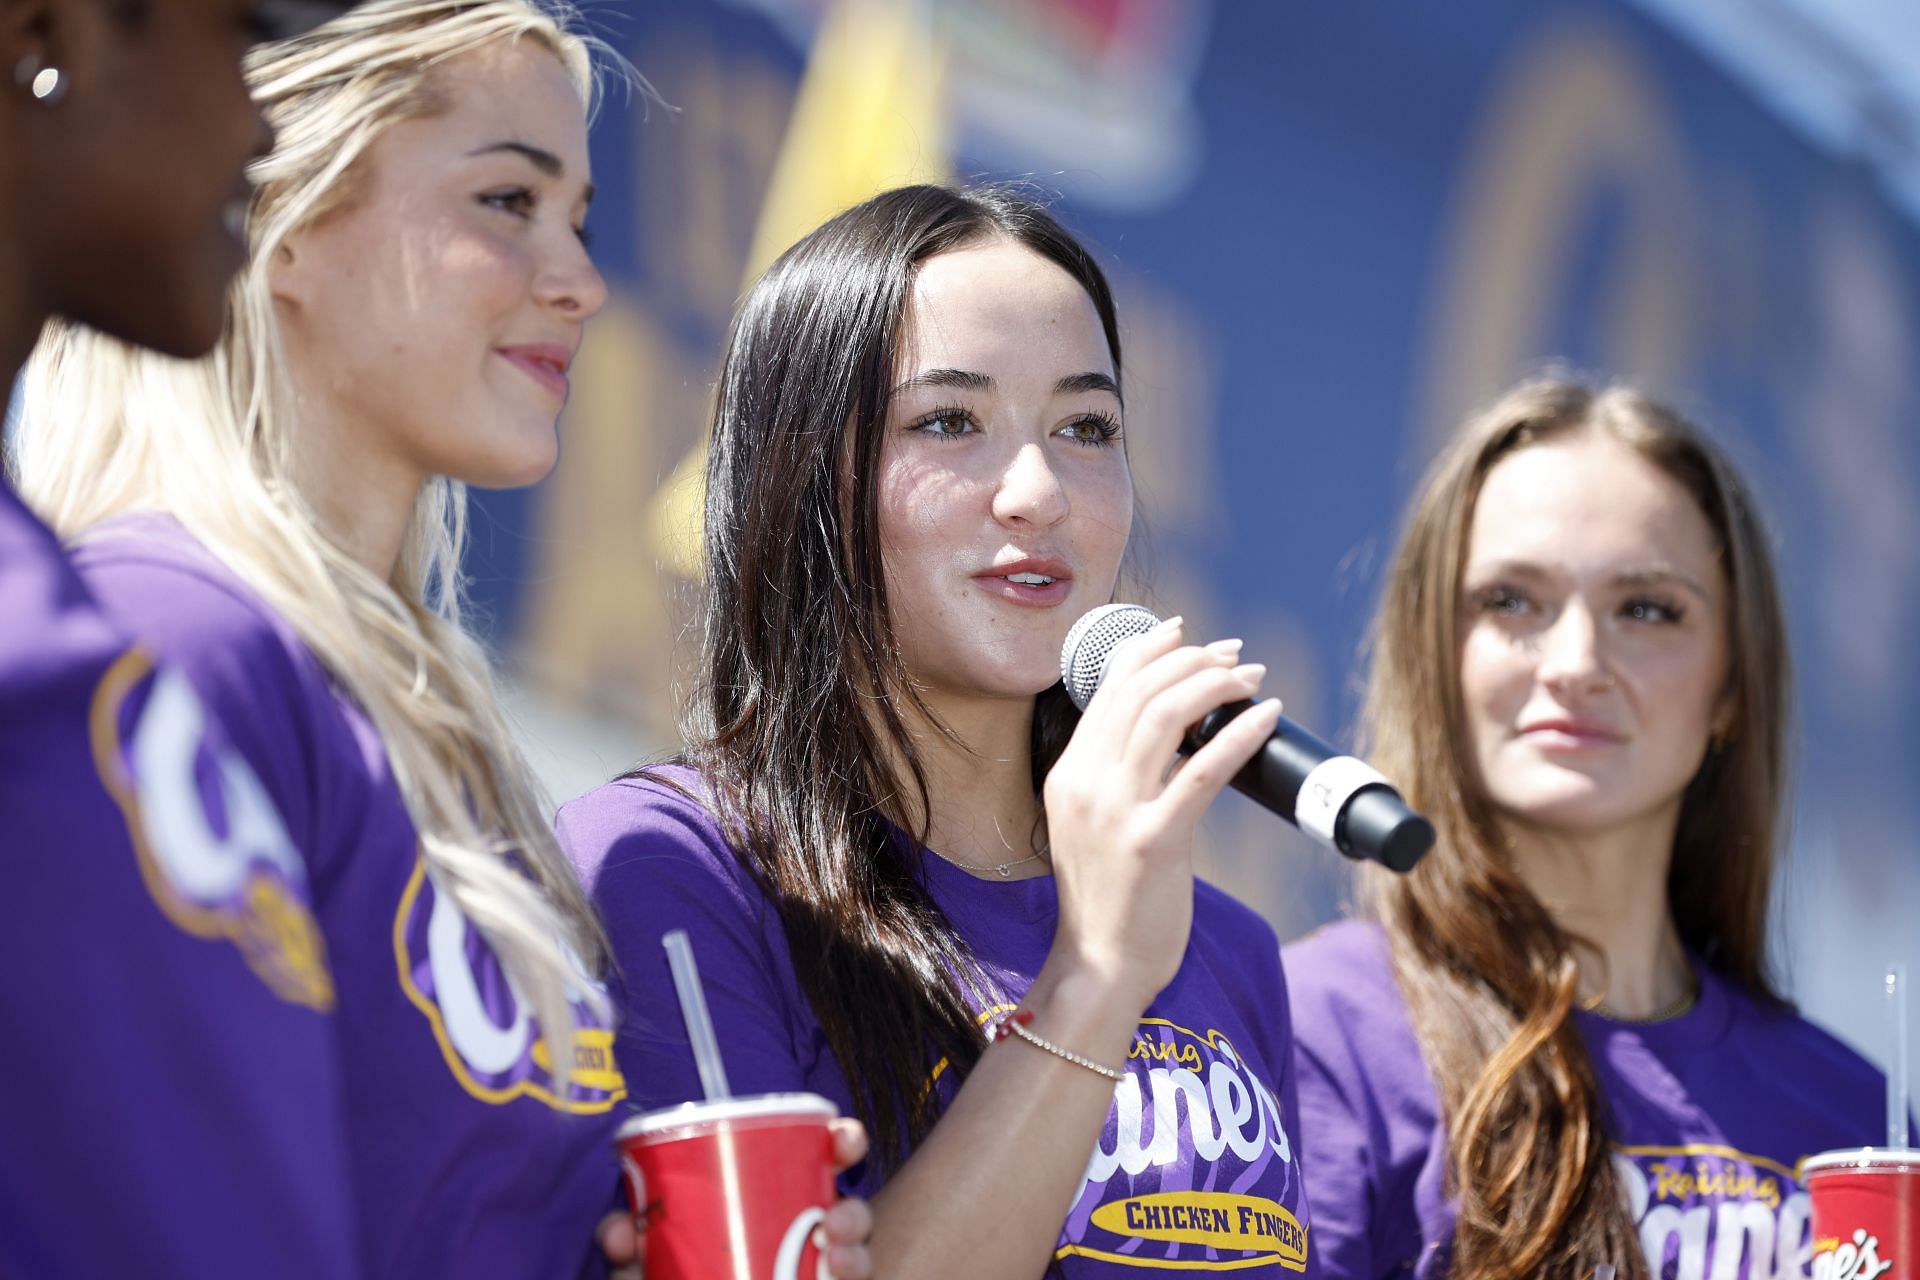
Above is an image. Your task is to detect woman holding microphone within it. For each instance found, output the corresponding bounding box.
[1286,376,1890,1280]
[561,183,1312,1279]
[15,2,871,1274]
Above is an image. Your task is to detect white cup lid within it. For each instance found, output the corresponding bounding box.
[616,1091,839,1140]
[1801,1147,1920,1176]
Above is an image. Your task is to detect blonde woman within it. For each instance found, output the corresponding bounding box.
[13,2,871,1275]
[1284,377,1892,1280]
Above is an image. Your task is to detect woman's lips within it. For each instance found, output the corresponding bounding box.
[1520,719,1624,750]
[972,575,1073,607]
[497,345,571,400]
[972,559,1073,607]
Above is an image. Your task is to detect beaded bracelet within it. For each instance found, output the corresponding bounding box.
[990,1008,1125,1082]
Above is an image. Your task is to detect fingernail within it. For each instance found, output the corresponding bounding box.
[1262,696,1284,713]
[1232,663,1266,682]
[812,1226,828,1250]
[1152,615,1184,634]
[1206,638,1245,657]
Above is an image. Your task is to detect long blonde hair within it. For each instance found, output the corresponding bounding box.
[13,0,623,1071]
[1358,375,1791,1280]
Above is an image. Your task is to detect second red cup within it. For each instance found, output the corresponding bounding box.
[617,1092,839,1280]
[1805,1148,1918,1280]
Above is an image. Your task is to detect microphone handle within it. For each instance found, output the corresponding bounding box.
[1187,700,1434,873]
[1189,698,1331,817]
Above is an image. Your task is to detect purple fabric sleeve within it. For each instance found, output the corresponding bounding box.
[558,773,835,1110]
[70,530,327,854]
[1288,920,1447,1280]
[0,488,359,1279]
[74,516,626,1278]
[1293,1013,1383,1280]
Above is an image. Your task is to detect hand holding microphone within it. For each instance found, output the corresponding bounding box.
[1061,604,1433,873]
[1040,615,1286,1013]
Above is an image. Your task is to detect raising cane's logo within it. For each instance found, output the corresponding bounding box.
[1613,1145,1821,1279]
[1055,1016,1309,1272]
[395,857,625,1113]
[1812,1231,1895,1280]
[90,651,333,1010]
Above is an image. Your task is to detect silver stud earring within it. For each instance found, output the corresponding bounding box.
[14,55,66,105]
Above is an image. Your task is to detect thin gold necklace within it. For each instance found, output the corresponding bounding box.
[928,827,1051,880]
[1581,977,1700,1024]
[927,848,1046,879]
[927,817,1049,879]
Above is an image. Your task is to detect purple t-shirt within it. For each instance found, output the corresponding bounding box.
[560,765,1319,1277]
[1285,919,1890,1280]
[70,515,629,1279]
[0,487,358,1278]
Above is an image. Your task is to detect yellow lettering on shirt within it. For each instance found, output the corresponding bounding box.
[531,1027,626,1093]
[1086,1193,1308,1271]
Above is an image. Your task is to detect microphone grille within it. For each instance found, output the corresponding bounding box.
[1059,603,1162,710]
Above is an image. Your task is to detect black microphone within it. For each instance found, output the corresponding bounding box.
[1060,604,1433,873]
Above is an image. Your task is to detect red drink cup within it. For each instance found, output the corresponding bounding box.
[615,1092,839,1280]
[1805,1148,1919,1280]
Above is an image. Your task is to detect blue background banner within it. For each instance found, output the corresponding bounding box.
[474,0,1920,1080]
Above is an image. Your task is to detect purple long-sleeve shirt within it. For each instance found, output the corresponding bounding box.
[1286,919,1890,1280]
[69,514,629,1278]
[0,486,359,1278]
[561,765,1320,1277]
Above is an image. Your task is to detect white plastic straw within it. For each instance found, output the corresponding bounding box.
[663,929,732,1102]
[1889,963,1909,1150]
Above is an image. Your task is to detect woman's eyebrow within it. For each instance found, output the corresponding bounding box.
[889,368,1122,404]
[469,140,595,204]
[1610,565,1712,597]
[1461,558,1551,583]
[1055,371,1120,402]
[892,368,993,396]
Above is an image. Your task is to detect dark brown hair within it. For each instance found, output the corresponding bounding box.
[1358,375,1791,1279]
[666,184,1121,1167]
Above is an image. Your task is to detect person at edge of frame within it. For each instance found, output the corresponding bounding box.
[9,2,877,1275]
[1287,374,1909,1280]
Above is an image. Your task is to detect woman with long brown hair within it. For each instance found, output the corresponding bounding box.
[561,183,1312,1279]
[1286,375,1891,1280]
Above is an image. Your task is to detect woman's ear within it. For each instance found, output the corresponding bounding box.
[267,234,307,308]
[1709,692,1736,752]
[0,0,85,119]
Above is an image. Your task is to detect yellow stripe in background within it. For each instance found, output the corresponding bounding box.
[648,0,953,578]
